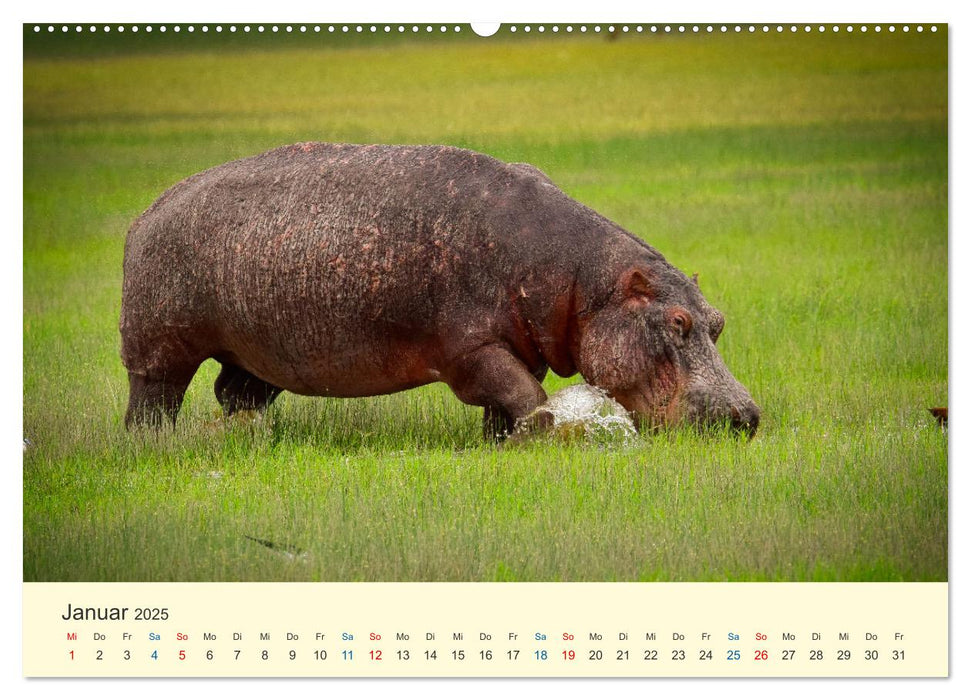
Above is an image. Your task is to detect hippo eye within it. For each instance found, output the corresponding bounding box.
[670,310,692,338]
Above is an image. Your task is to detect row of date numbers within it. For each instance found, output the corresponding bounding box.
[69,648,908,662]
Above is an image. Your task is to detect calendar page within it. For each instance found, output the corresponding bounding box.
[21,17,949,682]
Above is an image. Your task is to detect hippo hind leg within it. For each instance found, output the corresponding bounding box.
[124,365,199,430]
[214,363,282,416]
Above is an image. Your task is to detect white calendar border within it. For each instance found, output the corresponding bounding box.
[6,0,964,697]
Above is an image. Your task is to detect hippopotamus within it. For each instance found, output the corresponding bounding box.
[120,143,760,439]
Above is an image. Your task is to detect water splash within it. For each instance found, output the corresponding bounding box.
[519,384,637,444]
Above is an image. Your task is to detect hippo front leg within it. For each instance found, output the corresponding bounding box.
[445,345,548,442]
[483,405,516,442]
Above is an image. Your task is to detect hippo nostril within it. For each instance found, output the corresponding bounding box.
[743,408,760,437]
[729,403,759,438]
[747,410,760,436]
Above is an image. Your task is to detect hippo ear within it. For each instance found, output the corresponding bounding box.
[621,268,655,306]
[691,272,700,288]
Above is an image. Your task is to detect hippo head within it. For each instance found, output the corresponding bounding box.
[576,262,760,437]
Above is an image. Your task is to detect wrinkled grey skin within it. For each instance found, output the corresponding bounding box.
[120,143,759,439]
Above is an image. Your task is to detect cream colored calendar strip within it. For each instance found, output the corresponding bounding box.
[23,582,947,677]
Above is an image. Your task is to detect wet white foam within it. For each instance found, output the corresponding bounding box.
[524,384,637,443]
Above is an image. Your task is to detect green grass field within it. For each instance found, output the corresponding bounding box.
[23,26,947,581]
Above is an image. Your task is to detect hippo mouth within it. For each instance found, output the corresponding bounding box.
[609,389,680,433]
[612,389,760,438]
[728,404,760,437]
[680,396,761,438]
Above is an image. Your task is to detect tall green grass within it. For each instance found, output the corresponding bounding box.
[23,28,947,581]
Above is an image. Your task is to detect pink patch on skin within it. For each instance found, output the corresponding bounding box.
[610,356,685,430]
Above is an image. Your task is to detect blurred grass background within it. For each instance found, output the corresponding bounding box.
[23,25,947,581]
